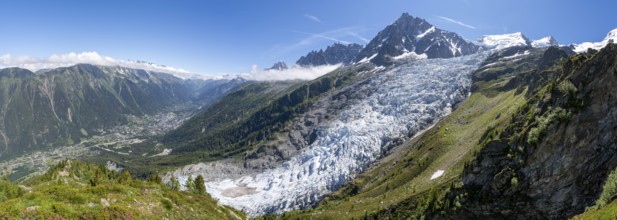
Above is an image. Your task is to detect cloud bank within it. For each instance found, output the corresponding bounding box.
[0,52,193,78]
[240,64,340,81]
[0,52,340,81]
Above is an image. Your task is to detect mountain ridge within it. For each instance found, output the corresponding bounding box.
[296,42,364,67]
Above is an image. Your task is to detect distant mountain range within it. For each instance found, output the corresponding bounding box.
[0,64,239,160]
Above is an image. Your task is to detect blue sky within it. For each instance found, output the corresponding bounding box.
[1,0,615,76]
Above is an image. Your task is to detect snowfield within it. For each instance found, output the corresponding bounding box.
[573,28,617,53]
[181,53,487,217]
[478,32,529,50]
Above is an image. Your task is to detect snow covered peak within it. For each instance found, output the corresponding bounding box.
[531,36,559,48]
[603,28,617,42]
[355,13,480,65]
[478,32,531,50]
[573,28,617,53]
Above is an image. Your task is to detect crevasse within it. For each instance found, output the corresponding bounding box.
[197,53,486,217]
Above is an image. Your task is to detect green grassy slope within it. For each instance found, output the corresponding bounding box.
[0,160,245,219]
[574,200,617,220]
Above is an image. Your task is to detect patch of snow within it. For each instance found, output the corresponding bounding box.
[358,54,378,63]
[153,148,172,157]
[182,52,488,217]
[430,170,445,180]
[477,32,530,50]
[416,26,436,40]
[501,50,531,60]
[393,51,428,60]
[531,36,558,48]
[573,28,617,53]
[446,37,462,56]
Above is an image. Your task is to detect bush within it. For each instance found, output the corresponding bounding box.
[161,198,173,210]
[0,177,25,202]
[169,176,180,191]
[510,176,519,187]
[527,107,571,145]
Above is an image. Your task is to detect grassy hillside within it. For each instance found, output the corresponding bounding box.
[0,160,244,219]
[279,47,567,219]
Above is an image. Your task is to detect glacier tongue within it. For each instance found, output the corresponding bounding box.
[198,53,487,217]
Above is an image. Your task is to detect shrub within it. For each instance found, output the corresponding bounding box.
[161,198,173,210]
[169,176,180,191]
[510,176,519,187]
[0,177,25,202]
[596,168,617,208]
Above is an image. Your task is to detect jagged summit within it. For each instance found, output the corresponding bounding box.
[296,42,363,66]
[265,61,288,71]
[355,13,480,66]
[531,36,559,48]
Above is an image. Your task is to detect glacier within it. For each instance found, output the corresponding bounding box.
[181,53,487,217]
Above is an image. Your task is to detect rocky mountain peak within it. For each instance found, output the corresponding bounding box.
[355,13,480,66]
[265,61,288,71]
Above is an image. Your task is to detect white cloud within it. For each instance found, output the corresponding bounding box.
[304,14,323,23]
[436,16,476,29]
[265,27,366,58]
[240,64,340,81]
[0,51,193,78]
[347,31,370,43]
[293,30,351,45]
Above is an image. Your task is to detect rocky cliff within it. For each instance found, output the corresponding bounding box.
[450,44,617,219]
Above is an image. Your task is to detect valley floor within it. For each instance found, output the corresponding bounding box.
[0,104,196,181]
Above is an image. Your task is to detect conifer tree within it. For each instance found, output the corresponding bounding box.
[170,176,180,191]
[195,175,206,195]
[185,175,195,192]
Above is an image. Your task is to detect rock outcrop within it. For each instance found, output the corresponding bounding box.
[453,44,617,219]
